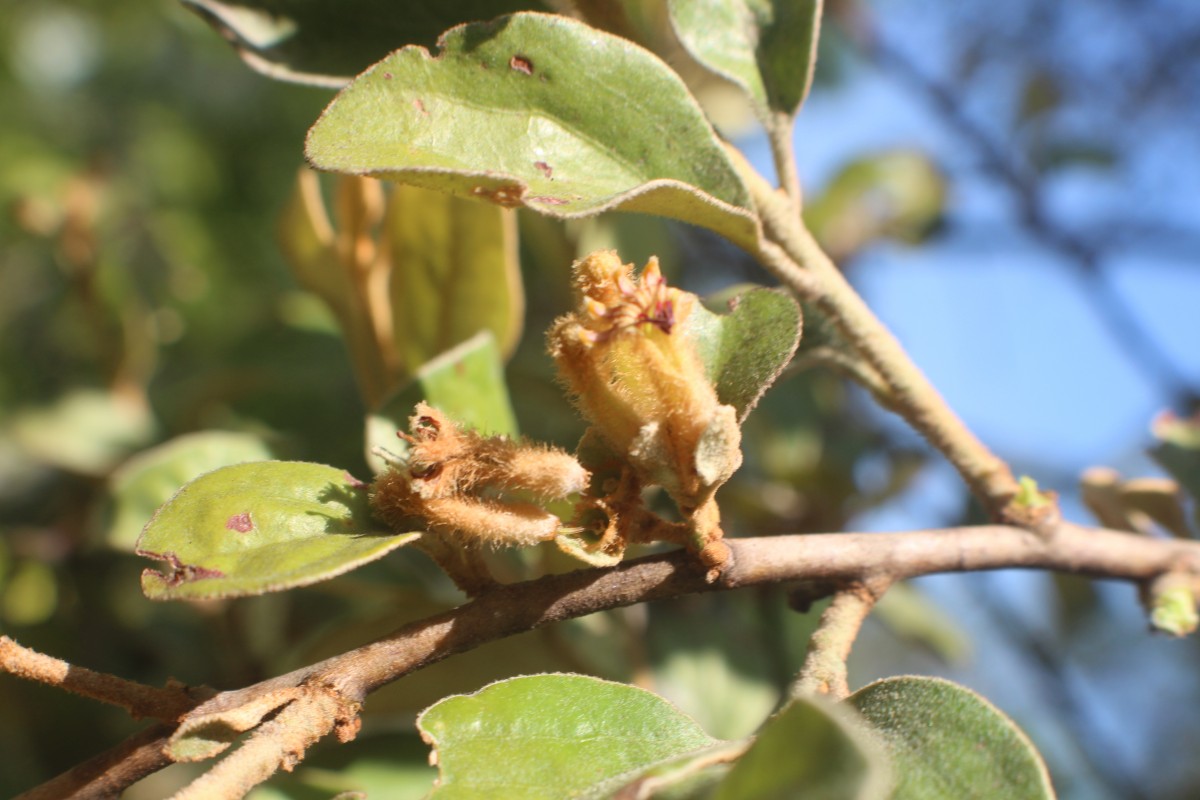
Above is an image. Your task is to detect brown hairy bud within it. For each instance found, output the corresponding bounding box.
[370,403,589,554]
[548,251,743,575]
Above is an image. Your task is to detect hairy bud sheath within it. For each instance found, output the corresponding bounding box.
[548,251,742,577]
[371,404,588,548]
[547,251,742,508]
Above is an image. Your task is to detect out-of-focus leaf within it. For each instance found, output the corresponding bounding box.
[279,172,522,407]
[804,150,946,262]
[180,0,548,87]
[104,430,277,551]
[306,13,759,251]
[417,674,720,799]
[385,184,523,372]
[668,0,823,119]
[2,561,58,626]
[689,286,803,421]
[1150,412,1200,532]
[1081,467,1193,538]
[1032,141,1117,173]
[712,696,890,800]
[647,593,782,741]
[872,582,971,665]
[1121,478,1192,538]
[1081,466,1138,532]
[366,331,518,475]
[1017,71,1061,124]
[849,676,1055,800]
[137,461,418,600]
[9,388,157,476]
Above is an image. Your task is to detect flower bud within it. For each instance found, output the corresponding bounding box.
[548,251,742,510]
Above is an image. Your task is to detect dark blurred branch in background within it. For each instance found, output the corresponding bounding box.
[840,12,1200,412]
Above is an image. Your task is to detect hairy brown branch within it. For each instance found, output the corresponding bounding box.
[17,523,1200,798]
[0,636,209,721]
[793,579,891,700]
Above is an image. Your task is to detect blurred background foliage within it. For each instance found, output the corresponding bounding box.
[0,1,1198,798]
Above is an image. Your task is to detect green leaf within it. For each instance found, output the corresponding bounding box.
[278,173,522,406]
[385,184,523,372]
[712,696,890,800]
[306,13,759,250]
[1151,412,1200,530]
[181,0,548,87]
[366,331,518,475]
[9,388,157,476]
[104,430,277,551]
[849,676,1055,800]
[688,286,803,421]
[417,674,721,799]
[136,461,417,600]
[872,582,971,665]
[668,0,823,118]
[594,741,744,800]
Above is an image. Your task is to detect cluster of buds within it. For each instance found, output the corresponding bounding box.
[548,251,743,577]
[370,403,588,591]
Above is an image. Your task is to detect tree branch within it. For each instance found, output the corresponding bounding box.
[748,175,1021,516]
[793,579,891,700]
[0,636,210,721]
[13,522,1200,798]
[14,723,176,800]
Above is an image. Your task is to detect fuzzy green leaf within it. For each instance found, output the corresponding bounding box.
[137,461,417,600]
[180,0,547,87]
[668,0,823,118]
[306,13,759,250]
[417,674,720,799]
[10,388,157,476]
[712,696,890,799]
[688,286,803,421]
[104,431,277,552]
[849,676,1055,800]
[366,331,518,475]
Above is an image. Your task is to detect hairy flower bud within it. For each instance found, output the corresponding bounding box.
[370,404,588,551]
[548,251,743,577]
[548,251,742,509]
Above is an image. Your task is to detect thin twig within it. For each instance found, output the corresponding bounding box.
[170,690,348,800]
[14,723,176,800]
[793,579,891,700]
[0,636,209,721]
[766,112,803,207]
